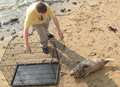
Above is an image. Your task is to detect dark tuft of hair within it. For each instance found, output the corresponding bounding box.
[36,2,47,13]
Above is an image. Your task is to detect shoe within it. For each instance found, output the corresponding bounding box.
[42,47,49,54]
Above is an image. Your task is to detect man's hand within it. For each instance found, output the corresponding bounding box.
[25,46,32,53]
[58,31,64,40]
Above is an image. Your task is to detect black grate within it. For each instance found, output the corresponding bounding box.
[11,63,60,87]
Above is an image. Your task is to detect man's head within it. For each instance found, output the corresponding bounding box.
[36,2,47,14]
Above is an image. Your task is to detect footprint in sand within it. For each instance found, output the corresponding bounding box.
[72,2,77,5]
[108,26,118,33]
[113,43,118,48]
[107,47,113,52]
[0,36,4,41]
[6,29,10,32]
[11,29,16,36]
[88,52,97,56]
[60,8,72,13]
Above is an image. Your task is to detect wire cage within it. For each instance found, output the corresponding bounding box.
[11,63,60,87]
[0,39,60,87]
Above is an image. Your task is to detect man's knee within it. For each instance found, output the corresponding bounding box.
[48,33,54,40]
[40,40,48,47]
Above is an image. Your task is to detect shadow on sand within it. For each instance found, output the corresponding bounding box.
[49,38,118,87]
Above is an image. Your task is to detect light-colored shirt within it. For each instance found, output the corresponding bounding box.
[24,2,54,28]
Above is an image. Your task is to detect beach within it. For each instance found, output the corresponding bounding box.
[0,0,120,87]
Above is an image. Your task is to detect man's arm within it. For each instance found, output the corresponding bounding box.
[52,15,64,40]
[23,26,31,53]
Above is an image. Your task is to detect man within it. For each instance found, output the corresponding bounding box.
[23,1,64,54]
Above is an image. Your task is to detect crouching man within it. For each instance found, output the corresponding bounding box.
[23,1,64,54]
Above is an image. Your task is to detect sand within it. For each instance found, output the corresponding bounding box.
[0,0,120,87]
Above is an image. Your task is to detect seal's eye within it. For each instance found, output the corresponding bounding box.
[82,65,89,72]
[83,65,89,68]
